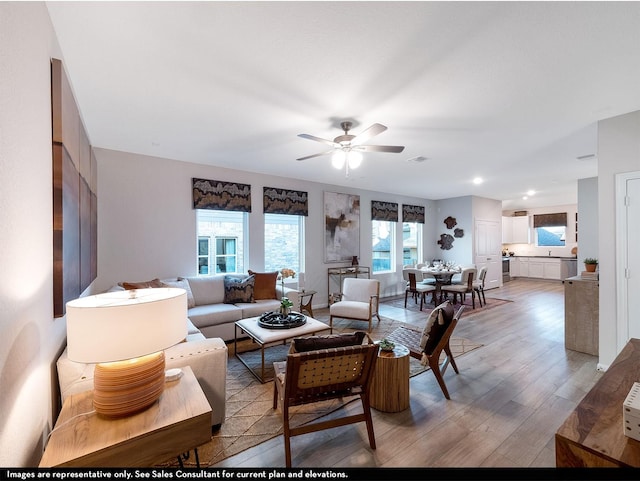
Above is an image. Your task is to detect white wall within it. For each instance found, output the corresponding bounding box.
[577,177,598,264]
[598,110,640,368]
[0,2,68,466]
[94,148,439,304]
[433,196,474,266]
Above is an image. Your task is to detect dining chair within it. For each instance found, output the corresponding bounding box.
[441,267,477,308]
[385,301,465,399]
[403,269,436,310]
[473,266,488,307]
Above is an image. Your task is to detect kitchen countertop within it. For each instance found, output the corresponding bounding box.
[506,256,577,259]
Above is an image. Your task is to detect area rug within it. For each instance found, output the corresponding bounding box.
[384,295,512,313]
[161,320,483,467]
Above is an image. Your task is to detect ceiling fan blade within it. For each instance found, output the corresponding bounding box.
[355,145,405,153]
[296,150,334,161]
[352,123,387,145]
[298,133,340,148]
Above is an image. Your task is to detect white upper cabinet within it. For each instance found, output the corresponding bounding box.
[502,216,530,244]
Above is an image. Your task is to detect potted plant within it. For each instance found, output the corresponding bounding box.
[584,258,598,272]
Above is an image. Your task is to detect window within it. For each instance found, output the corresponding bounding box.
[533,212,567,247]
[264,213,304,273]
[536,226,566,247]
[402,222,422,265]
[372,220,395,273]
[197,237,210,274]
[196,210,246,274]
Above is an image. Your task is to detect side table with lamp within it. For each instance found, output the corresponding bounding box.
[40,288,212,467]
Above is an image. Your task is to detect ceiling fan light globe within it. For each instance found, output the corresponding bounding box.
[347,151,363,169]
[331,151,346,169]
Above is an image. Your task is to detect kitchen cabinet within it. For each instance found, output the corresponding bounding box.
[502,216,530,244]
[509,258,518,277]
[510,257,564,280]
[528,259,545,278]
[516,257,529,277]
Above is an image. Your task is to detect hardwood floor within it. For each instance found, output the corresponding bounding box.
[214,278,601,469]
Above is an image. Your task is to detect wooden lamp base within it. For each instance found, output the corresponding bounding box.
[93,351,166,418]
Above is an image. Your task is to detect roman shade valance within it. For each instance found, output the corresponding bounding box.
[263,187,308,216]
[402,204,425,224]
[533,213,567,228]
[371,201,398,222]
[192,178,252,212]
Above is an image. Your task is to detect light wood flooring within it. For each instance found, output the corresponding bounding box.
[214,278,601,468]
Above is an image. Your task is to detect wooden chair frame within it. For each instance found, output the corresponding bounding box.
[442,269,477,308]
[272,342,379,467]
[386,304,465,399]
[404,270,436,311]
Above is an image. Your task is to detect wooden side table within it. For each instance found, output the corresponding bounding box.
[370,344,410,412]
[298,289,316,317]
[39,366,212,467]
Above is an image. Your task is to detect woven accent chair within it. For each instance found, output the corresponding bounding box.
[329,278,380,332]
[385,301,465,399]
[441,267,477,308]
[272,337,379,467]
[403,268,436,310]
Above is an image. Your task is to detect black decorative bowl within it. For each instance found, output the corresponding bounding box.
[258,311,307,329]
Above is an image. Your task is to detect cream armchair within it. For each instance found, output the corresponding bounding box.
[329,278,381,332]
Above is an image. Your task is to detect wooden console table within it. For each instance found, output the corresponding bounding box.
[40,366,212,467]
[555,338,640,467]
[327,266,371,304]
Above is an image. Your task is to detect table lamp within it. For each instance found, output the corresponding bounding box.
[65,287,187,418]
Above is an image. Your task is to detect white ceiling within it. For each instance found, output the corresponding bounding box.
[46,1,640,210]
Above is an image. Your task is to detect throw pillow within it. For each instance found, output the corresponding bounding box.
[120,278,165,290]
[223,275,255,304]
[162,278,196,309]
[420,300,455,355]
[292,331,367,353]
[247,270,278,300]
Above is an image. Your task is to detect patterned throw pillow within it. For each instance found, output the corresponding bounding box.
[223,275,255,304]
[420,300,455,355]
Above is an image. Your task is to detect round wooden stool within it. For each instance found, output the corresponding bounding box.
[370,344,410,412]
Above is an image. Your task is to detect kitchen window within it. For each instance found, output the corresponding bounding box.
[533,213,567,247]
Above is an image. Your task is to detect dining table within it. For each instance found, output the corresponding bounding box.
[420,267,461,304]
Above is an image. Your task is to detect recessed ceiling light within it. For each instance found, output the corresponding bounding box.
[473,177,483,185]
[522,196,528,200]
[527,190,535,196]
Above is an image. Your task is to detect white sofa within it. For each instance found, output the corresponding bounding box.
[182,274,301,341]
[112,273,301,342]
[57,319,228,428]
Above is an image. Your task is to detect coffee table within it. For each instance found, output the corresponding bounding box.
[234,314,330,383]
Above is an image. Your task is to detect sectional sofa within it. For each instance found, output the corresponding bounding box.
[55,271,302,429]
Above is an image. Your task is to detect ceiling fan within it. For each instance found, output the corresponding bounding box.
[296,121,405,175]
